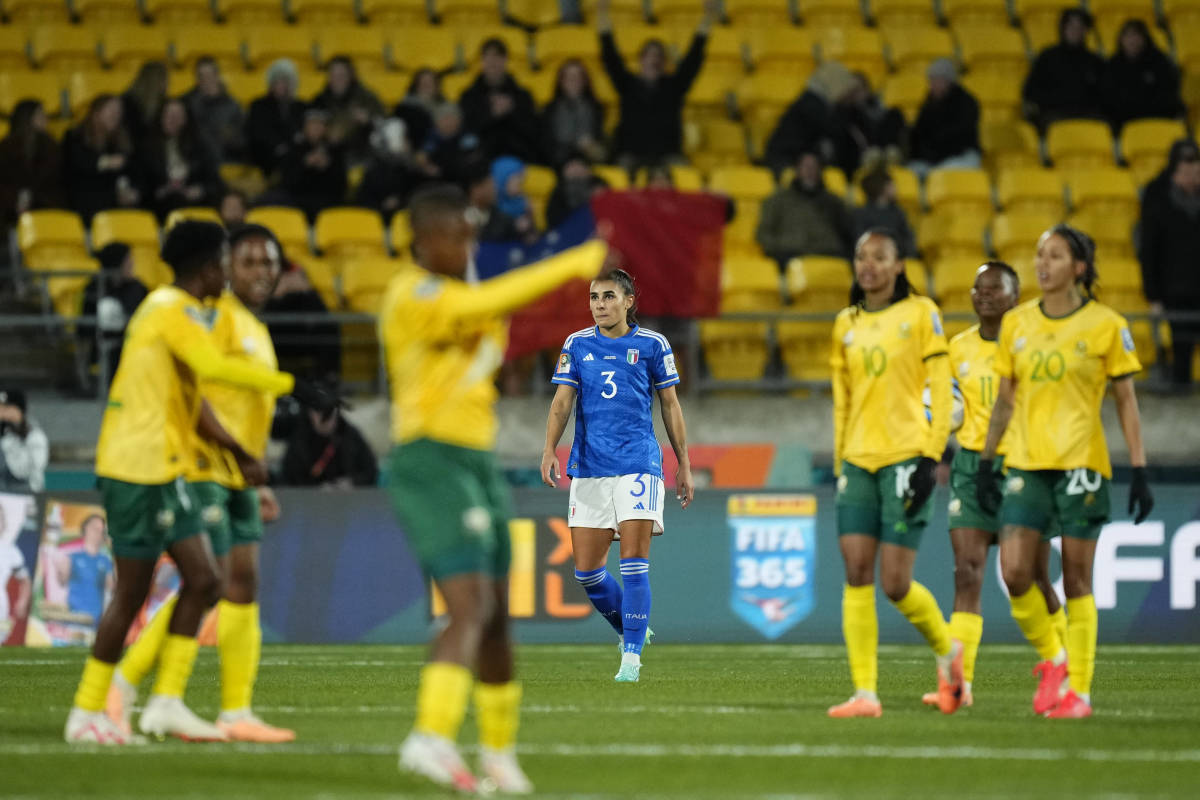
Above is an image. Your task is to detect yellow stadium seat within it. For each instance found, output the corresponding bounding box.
[67,70,137,117]
[439,0,503,26]
[440,70,476,102]
[172,26,244,72]
[803,0,865,30]
[881,70,928,123]
[723,206,763,255]
[582,0,644,25]
[246,206,312,254]
[996,167,1065,217]
[74,0,142,23]
[736,71,804,134]
[822,166,848,199]
[721,254,782,310]
[0,70,64,117]
[930,256,985,310]
[980,119,1041,173]
[216,0,285,24]
[30,26,98,72]
[1067,167,1138,219]
[725,0,794,26]
[389,27,460,72]
[678,27,746,86]
[885,26,954,74]
[655,0,709,28]
[459,27,530,69]
[1164,0,1200,27]
[990,212,1060,262]
[343,257,412,312]
[1046,119,1115,171]
[941,0,1009,28]
[693,119,750,169]
[871,0,937,28]
[1068,210,1135,259]
[1089,256,1145,311]
[904,258,931,295]
[0,29,30,72]
[1090,0,1158,54]
[361,0,429,24]
[101,26,170,71]
[389,210,413,255]
[164,207,223,229]
[92,210,173,288]
[356,68,409,105]
[290,0,358,26]
[786,255,853,310]
[1013,0,1076,41]
[536,26,601,75]
[919,213,988,262]
[777,320,833,381]
[523,164,556,203]
[315,207,387,261]
[245,26,315,69]
[313,26,388,70]
[745,27,816,75]
[683,69,736,120]
[591,164,629,190]
[954,24,1027,75]
[506,0,561,25]
[700,321,772,381]
[960,71,1021,124]
[1178,25,1200,77]
[817,27,886,86]
[144,0,213,24]
[1120,119,1188,186]
[925,168,993,218]
[4,0,70,25]
[708,165,776,204]
[18,210,90,268]
[666,165,705,191]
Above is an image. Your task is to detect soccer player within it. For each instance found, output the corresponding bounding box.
[107,224,295,742]
[380,184,607,793]
[828,228,964,719]
[540,268,694,683]
[977,225,1153,718]
[921,262,1066,709]
[64,221,336,744]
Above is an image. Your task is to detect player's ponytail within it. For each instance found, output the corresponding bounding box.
[1049,223,1098,298]
[602,268,638,326]
[849,227,910,309]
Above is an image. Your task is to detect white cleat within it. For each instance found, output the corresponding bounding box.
[64,707,144,745]
[399,732,482,794]
[479,747,534,795]
[138,695,228,742]
[105,671,138,736]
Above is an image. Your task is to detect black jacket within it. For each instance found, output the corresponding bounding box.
[1138,177,1200,306]
[1022,43,1105,124]
[280,137,348,218]
[601,31,706,161]
[280,413,379,488]
[246,95,307,176]
[353,157,419,220]
[138,132,223,219]
[60,127,139,223]
[909,84,980,164]
[1100,46,1183,131]
[0,131,63,226]
[459,73,541,163]
[764,89,840,174]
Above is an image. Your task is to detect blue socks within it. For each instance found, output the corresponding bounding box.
[619,558,651,656]
[575,566,624,635]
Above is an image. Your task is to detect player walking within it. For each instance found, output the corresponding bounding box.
[381,185,608,793]
[828,228,964,718]
[541,269,694,683]
[977,225,1153,718]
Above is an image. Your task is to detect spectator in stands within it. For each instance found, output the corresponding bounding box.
[852,167,916,259]
[355,118,419,221]
[183,56,246,163]
[277,108,347,220]
[0,99,62,230]
[844,71,906,171]
[643,164,674,189]
[0,388,48,494]
[121,61,168,150]
[1138,138,1200,390]
[263,259,342,379]
[756,151,854,270]
[393,68,443,154]
[596,0,718,172]
[546,153,607,228]
[1101,19,1184,133]
[279,401,378,490]
[418,102,482,185]
[483,156,539,243]
[541,59,606,167]
[764,62,858,177]
[908,58,981,176]
[219,189,248,228]
[462,156,519,242]
[1022,8,1105,130]
[62,94,140,223]
[311,56,385,164]
[459,38,541,164]
[77,242,148,380]
[140,98,223,219]
[246,58,306,178]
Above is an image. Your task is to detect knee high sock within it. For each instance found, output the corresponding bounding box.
[949,612,984,684]
[619,559,650,656]
[150,634,200,698]
[1009,585,1064,662]
[414,662,473,741]
[117,594,177,687]
[574,567,623,635]
[892,582,952,657]
[842,584,878,693]
[1050,606,1068,652]
[217,600,261,713]
[1066,595,1098,698]
[74,657,115,712]
[473,681,522,751]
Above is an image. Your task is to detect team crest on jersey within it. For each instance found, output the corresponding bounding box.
[1014,336,1027,353]
[931,313,944,336]
[184,305,216,330]
[958,361,971,377]
[626,349,639,364]
[898,322,912,339]
[556,353,571,374]
[1121,328,1136,352]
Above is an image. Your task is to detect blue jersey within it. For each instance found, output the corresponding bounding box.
[68,550,112,623]
[551,325,680,479]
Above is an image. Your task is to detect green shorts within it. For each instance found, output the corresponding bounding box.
[948,449,1003,534]
[999,467,1110,541]
[98,476,204,560]
[192,481,263,557]
[387,438,512,581]
[836,457,932,549]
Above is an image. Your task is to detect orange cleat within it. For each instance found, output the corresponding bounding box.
[827,695,883,718]
[936,640,966,714]
[923,687,972,708]
[217,712,296,743]
[1045,690,1092,719]
[1032,659,1069,715]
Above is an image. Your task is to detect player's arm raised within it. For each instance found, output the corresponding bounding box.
[658,386,693,509]
[541,384,576,487]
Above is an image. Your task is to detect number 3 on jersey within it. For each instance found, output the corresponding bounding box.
[601,370,618,398]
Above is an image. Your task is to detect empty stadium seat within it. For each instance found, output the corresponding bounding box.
[721,254,782,311]
[918,213,988,262]
[655,0,710,27]
[583,0,645,24]
[1014,0,1077,51]
[881,70,928,123]
[315,207,387,261]
[745,28,817,75]
[4,0,70,25]
[245,26,315,69]
[925,168,993,218]
[885,26,954,74]
[536,25,604,75]
[960,71,1021,124]
[700,321,772,381]
[314,26,388,70]
[164,207,223,229]
[390,28,461,72]
[18,210,98,318]
[74,0,142,23]
[693,119,750,170]
[0,28,30,71]
[1121,119,1188,186]
[593,164,631,190]
[708,165,776,204]
[736,72,804,133]
[1089,256,1146,311]
[996,167,1066,217]
[803,0,865,30]
[777,320,834,381]
[1165,0,1200,26]
[247,206,311,253]
[980,120,1041,173]
[343,258,412,312]
[666,165,705,191]
[144,0,214,24]
[1047,120,1116,171]
[172,26,244,72]
[92,210,172,288]
[786,256,853,310]
[817,27,886,86]
[941,0,1009,28]
[954,25,1027,75]
[677,26,746,80]
[905,258,931,296]
[930,256,984,310]
[871,0,937,28]
[388,211,413,255]
[217,0,285,24]
[67,70,137,117]
[290,0,358,25]
[1090,0,1158,54]
[440,0,503,25]
[30,26,99,72]
[991,212,1061,263]
[725,0,794,26]
[1067,167,1138,219]
[0,70,64,117]
[101,25,170,70]
[1069,210,1136,259]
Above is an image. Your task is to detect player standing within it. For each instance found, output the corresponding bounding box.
[828,229,964,718]
[64,221,335,744]
[107,224,295,742]
[977,225,1153,718]
[380,185,607,793]
[540,269,694,682]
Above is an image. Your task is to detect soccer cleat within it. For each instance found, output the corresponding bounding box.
[217,710,296,743]
[65,707,144,745]
[923,688,972,708]
[827,694,882,718]
[105,672,138,736]
[1045,690,1092,719]
[936,639,966,714]
[614,663,641,682]
[479,747,534,795]
[138,695,228,742]
[399,732,480,794]
[1032,659,1069,715]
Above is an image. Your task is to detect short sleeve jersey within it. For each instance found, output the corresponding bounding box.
[950,325,1009,455]
[551,325,680,479]
[994,299,1142,477]
[68,550,112,622]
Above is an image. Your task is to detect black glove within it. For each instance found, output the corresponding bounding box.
[976,458,1002,516]
[904,457,938,517]
[291,378,343,416]
[1128,466,1154,524]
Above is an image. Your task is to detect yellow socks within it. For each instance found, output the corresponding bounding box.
[842,584,878,693]
[892,582,952,657]
[1009,585,1064,662]
[73,656,115,711]
[414,662,473,740]
[949,612,984,684]
[117,594,177,687]
[474,682,522,750]
[1066,595,1098,698]
[151,634,200,698]
[1050,606,1068,652]
[217,600,261,713]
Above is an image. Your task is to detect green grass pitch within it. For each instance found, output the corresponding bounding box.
[3,644,1199,798]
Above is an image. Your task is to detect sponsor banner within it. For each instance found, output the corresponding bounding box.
[729,494,817,640]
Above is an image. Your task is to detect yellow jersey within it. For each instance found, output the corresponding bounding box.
[96,286,294,486]
[994,298,1141,477]
[380,241,606,451]
[192,291,280,489]
[949,325,1010,455]
[831,294,953,473]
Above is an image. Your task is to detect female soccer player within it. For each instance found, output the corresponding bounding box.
[921,262,1066,709]
[540,269,694,683]
[828,228,964,718]
[977,225,1153,718]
